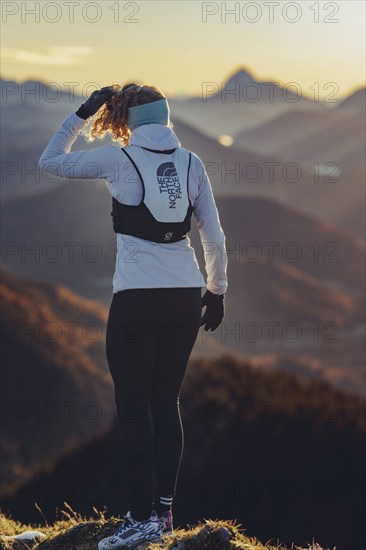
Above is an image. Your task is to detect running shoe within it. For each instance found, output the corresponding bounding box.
[98,510,162,549]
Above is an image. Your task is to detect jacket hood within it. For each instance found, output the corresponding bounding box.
[129,123,181,150]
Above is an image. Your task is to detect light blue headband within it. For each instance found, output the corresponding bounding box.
[127,97,170,131]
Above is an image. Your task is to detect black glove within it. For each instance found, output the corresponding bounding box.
[200,289,225,332]
[75,86,116,120]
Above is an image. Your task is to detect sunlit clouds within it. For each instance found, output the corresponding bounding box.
[1,46,94,66]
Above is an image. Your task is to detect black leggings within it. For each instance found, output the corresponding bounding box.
[105,287,202,521]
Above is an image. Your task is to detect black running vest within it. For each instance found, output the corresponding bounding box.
[111,145,193,243]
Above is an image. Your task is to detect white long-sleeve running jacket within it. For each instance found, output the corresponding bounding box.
[38,113,228,295]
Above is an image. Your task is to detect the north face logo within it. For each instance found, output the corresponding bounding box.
[157,162,182,209]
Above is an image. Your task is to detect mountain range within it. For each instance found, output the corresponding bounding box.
[1,72,364,240]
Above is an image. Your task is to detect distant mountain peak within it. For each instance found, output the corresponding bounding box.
[337,86,366,112]
[226,67,256,85]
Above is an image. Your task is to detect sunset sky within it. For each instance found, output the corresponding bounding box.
[1,0,365,99]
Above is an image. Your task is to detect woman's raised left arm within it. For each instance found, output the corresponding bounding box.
[38,87,117,181]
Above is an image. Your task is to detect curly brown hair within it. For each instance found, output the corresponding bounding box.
[82,82,171,146]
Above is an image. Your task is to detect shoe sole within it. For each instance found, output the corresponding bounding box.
[98,527,161,549]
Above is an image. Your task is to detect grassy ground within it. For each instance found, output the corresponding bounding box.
[0,503,333,550]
